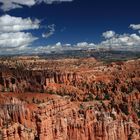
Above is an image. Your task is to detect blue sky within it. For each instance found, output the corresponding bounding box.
[0,0,140,54]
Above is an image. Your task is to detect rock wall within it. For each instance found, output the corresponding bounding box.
[0,93,139,140]
[0,59,139,140]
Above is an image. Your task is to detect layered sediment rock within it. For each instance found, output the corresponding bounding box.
[0,93,139,140]
[0,58,139,140]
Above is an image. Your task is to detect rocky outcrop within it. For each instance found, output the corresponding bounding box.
[0,93,139,140]
[0,58,139,140]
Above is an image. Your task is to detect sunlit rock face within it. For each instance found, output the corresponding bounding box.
[0,57,139,140]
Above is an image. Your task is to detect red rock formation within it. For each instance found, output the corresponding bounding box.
[0,58,139,140]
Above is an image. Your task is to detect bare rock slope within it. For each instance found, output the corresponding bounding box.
[0,57,139,140]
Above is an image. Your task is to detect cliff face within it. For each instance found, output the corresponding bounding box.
[0,93,139,140]
[0,59,139,102]
[0,58,140,140]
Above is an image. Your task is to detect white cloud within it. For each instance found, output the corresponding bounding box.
[0,14,39,54]
[34,42,63,53]
[49,42,62,50]
[0,0,36,11]
[102,30,116,39]
[100,33,140,49]
[36,0,73,4]
[76,42,96,48]
[33,42,96,54]
[0,0,73,11]
[0,15,40,33]
[77,42,88,48]
[0,32,37,51]
[0,20,140,54]
[130,24,140,30]
[42,24,55,38]
[64,43,71,47]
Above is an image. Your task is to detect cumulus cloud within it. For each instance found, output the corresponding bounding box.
[0,0,73,11]
[24,30,140,54]
[0,32,37,54]
[36,0,73,4]
[101,25,140,50]
[102,30,116,39]
[0,17,140,54]
[130,24,140,30]
[34,42,63,53]
[33,42,96,53]
[42,24,55,38]
[0,15,40,33]
[76,42,96,48]
[0,0,36,11]
[0,14,39,54]
[100,33,140,50]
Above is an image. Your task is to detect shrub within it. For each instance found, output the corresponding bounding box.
[83,93,94,102]
[95,95,100,100]
[104,93,110,100]
[80,104,84,110]
[137,111,140,118]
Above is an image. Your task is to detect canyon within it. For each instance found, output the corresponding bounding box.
[0,57,139,140]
